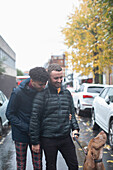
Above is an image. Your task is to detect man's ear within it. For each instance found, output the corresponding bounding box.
[30,79,32,83]
[30,79,34,86]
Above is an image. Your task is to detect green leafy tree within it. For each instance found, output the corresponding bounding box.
[17,69,24,76]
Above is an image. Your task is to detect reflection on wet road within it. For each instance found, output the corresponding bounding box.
[0,116,113,170]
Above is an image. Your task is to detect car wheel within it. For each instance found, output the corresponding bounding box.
[76,101,82,116]
[109,120,113,149]
[91,109,98,130]
[0,120,2,136]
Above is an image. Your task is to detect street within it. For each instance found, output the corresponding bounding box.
[0,114,113,170]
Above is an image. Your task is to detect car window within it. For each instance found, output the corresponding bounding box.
[87,86,104,93]
[99,88,109,98]
[107,88,113,96]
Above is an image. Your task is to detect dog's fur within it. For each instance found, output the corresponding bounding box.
[83,131,107,170]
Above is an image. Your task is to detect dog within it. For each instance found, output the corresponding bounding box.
[83,131,107,170]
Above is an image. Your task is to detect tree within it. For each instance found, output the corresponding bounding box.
[62,0,113,83]
[17,69,24,76]
[96,0,113,32]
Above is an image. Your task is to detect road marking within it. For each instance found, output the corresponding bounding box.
[0,131,11,144]
[7,131,11,136]
[0,137,5,144]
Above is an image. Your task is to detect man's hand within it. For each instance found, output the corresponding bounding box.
[32,144,40,153]
[69,114,72,120]
[72,130,79,140]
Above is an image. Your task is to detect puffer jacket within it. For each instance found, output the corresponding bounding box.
[6,78,38,143]
[30,83,79,145]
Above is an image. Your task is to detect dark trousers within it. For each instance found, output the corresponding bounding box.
[41,135,78,170]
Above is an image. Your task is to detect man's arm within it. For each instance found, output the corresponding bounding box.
[6,90,29,132]
[68,91,80,138]
[30,92,44,146]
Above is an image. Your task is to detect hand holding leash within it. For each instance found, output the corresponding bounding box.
[73,134,87,155]
[72,130,79,139]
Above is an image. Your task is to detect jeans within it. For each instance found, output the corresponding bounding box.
[41,135,78,170]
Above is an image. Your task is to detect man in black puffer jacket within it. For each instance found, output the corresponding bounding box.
[6,67,49,170]
[30,63,80,170]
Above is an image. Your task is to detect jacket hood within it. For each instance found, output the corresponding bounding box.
[19,78,30,89]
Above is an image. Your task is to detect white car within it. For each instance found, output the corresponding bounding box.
[66,87,77,97]
[91,85,113,148]
[73,83,106,115]
[0,90,9,135]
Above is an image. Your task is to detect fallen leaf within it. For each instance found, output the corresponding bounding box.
[107,160,113,163]
[79,165,83,168]
[104,144,111,150]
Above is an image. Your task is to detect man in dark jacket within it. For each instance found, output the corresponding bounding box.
[30,63,80,170]
[6,67,49,170]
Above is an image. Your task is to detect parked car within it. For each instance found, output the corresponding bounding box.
[73,83,106,116]
[91,85,113,148]
[66,87,77,97]
[0,90,9,135]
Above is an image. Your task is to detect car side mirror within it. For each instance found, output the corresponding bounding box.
[109,95,113,103]
[0,100,3,106]
[105,95,113,104]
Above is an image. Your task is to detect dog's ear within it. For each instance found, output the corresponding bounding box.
[92,137,106,150]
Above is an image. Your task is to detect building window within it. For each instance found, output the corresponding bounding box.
[0,49,15,69]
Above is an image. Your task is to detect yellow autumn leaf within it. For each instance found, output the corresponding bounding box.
[79,165,83,168]
[107,160,113,163]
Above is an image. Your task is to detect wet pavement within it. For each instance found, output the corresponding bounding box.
[76,115,113,170]
[0,115,113,170]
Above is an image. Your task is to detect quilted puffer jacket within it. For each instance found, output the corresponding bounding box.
[30,83,79,145]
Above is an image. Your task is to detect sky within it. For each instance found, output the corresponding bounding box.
[0,0,80,72]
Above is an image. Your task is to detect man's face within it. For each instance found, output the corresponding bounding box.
[49,70,63,88]
[31,79,46,91]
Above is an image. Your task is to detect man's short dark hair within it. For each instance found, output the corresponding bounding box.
[48,63,62,75]
[29,67,49,83]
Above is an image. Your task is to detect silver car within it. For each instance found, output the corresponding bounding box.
[0,90,9,135]
[91,85,113,148]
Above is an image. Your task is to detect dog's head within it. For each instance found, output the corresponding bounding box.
[87,131,107,160]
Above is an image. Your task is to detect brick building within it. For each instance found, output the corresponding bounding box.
[49,54,66,77]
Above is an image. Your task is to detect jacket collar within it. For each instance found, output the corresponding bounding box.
[47,82,64,94]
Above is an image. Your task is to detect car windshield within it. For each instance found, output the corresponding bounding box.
[87,86,104,93]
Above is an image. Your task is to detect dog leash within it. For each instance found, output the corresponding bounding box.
[74,134,103,163]
[74,133,87,155]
